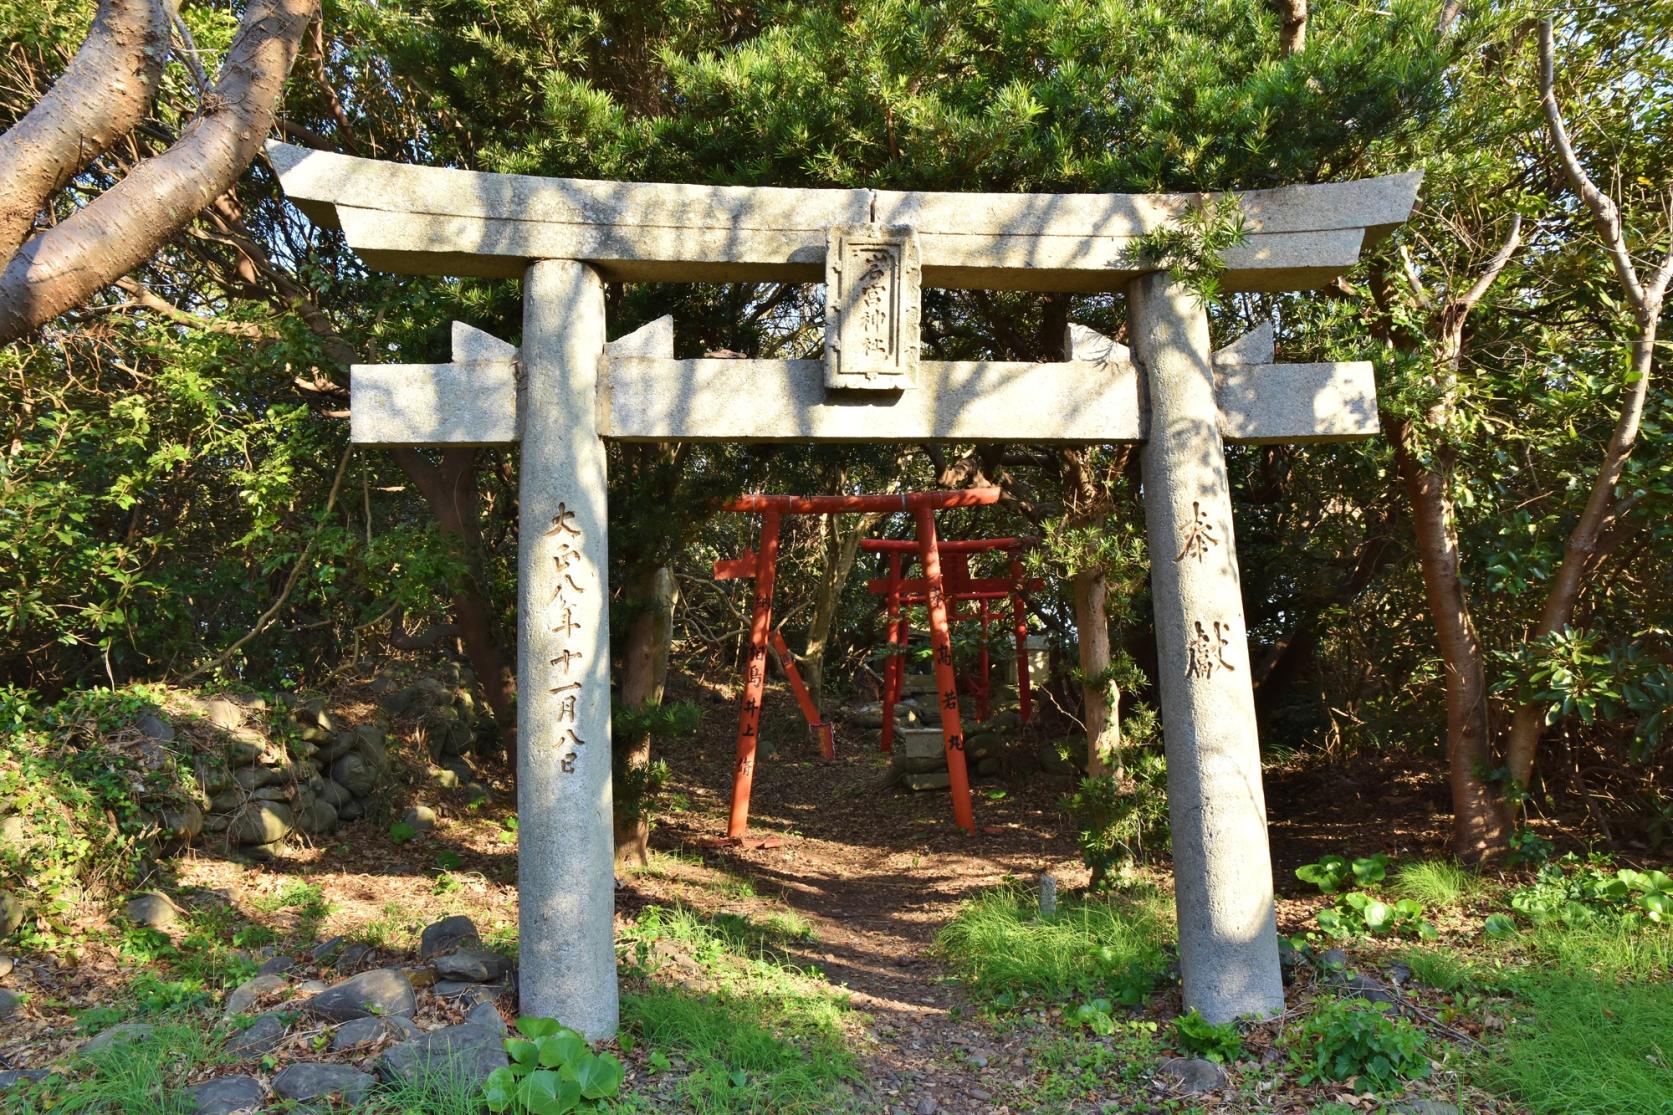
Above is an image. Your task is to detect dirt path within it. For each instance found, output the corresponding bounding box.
[628,703,1097,1114]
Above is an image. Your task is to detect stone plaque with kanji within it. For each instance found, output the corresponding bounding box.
[824,224,920,390]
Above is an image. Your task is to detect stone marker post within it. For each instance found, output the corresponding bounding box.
[1128,272,1285,1023]
[518,259,618,1039]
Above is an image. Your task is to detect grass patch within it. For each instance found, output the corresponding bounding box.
[1524,919,1672,983]
[1481,973,1673,1114]
[1393,860,1485,908]
[619,904,859,1113]
[935,881,1173,1011]
[5,1024,223,1115]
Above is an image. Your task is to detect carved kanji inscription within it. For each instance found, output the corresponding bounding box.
[824,224,921,391]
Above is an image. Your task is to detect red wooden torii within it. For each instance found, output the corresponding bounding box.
[715,489,1001,840]
[863,536,1040,755]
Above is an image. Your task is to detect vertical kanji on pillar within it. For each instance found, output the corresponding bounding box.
[881,551,904,753]
[1129,272,1284,1023]
[517,259,617,1040]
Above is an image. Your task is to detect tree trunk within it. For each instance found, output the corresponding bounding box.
[1504,317,1659,789]
[1273,0,1307,55]
[615,563,678,866]
[390,447,518,762]
[1073,568,1120,777]
[1390,422,1509,862]
[0,0,176,255]
[0,0,318,342]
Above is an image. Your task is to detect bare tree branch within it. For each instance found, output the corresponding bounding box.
[0,0,318,343]
[0,0,176,254]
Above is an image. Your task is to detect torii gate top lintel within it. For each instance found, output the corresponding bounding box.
[269,141,1418,294]
[274,140,1424,1038]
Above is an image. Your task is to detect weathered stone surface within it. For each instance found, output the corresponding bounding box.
[293,979,329,996]
[202,697,245,731]
[330,751,378,798]
[306,968,415,1021]
[186,1074,266,1115]
[432,979,506,1003]
[271,1063,375,1105]
[1155,1056,1229,1094]
[83,1022,155,1052]
[319,779,354,808]
[376,1018,507,1089]
[229,801,292,846]
[0,1069,46,1091]
[296,799,339,836]
[257,955,295,977]
[1389,1103,1460,1115]
[224,973,289,1017]
[268,141,1420,293]
[159,802,204,842]
[1131,272,1283,1024]
[824,224,920,390]
[892,727,947,774]
[434,946,509,983]
[125,891,182,931]
[0,815,24,847]
[223,1012,287,1056]
[0,954,13,979]
[330,1014,420,1052]
[903,772,951,792]
[401,805,437,834]
[0,987,19,1020]
[419,915,480,960]
[136,713,175,742]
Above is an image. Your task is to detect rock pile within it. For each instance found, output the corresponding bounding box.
[371,664,494,798]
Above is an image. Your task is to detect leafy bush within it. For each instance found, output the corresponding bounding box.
[1064,740,1168,887]
[485,1018,625,1114]
[1296,854,1389,894]
[1287,998,1430,1093]
[1317,893,1437,941]
[1509,855,1673,928]
[1172,1008,1243,1063]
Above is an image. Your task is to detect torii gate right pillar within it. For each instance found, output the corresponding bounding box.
[1129,273,1284,1022]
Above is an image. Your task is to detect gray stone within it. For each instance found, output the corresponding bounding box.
[418,915,480,960]
[257,955,295,977]
[136,713,175,742]
[224,973,289,1017]
[330,751,378,798]
[464,1000,504,1031]
[1318,948,1349,970]
[377,1018,508,1090]
[0,1070,46,1092]
[159,802,204,842]
[824,224,920,390]
[1389,1104,1459,1115]
[432,768,460,789]
[295,799,339,836]
[1155,1057,1229,1095]
[434,946,510,983]
[269,141,1419,293]
[306,968,415,1021]
[0,891,26,937]
[203,697,245,731]
[294,979,329,996]
[903,772,951,792]
[433,979,505,1005]
[913,1097,938,1115]
[0,987,19,1020]
[250,785,290,803]
[335,942,373,971]
[1130,275,1283,1024]
[1343,973,1398,1005]
[0,814,23,847]
[330,1014,420,1052]
[401,804,437,834]
[208,789,243,813]
[186,1074,265,1115]
[229,801,292,846]
[1388,961,1415,986]
[892,727,947,774]
[223,1012,287,1055]
[125,891,182,931]
[0,954,13,979]
[271,1063,375,1105]
[83,1022,156,1052]
[311,935,347,962]
[232,765,281,792]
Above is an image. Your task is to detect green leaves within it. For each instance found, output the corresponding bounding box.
[486,1017,626,1114]
[1287,997,1431,1092]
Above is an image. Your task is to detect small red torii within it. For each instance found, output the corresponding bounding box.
[714,489,1001,840]
[863,536,1040,755]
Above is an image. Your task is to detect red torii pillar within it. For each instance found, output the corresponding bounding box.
[721,490,999,838]
[863,536,1038,750]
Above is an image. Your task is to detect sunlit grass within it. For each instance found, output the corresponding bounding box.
[935,881,1174,1010]
[1393,859,1487,908]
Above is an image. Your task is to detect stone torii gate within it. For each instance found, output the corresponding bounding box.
[269,142,1418,1037]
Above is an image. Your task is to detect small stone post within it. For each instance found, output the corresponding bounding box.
[1129,272,1284,1022]
[517,259,618,1039]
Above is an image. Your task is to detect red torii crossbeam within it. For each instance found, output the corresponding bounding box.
[863,537,1040,752]
[716,489,1001,840]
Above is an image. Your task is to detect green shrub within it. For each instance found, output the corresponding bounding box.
[484,1018,625,1114]
[1509,854,1673,928]
[1172,1008,1243,1063]
[1287,997,1430,1093]
[1064,742,1169,888]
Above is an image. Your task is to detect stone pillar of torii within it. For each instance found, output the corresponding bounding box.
[271,142,1419,1036]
